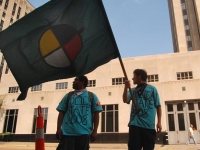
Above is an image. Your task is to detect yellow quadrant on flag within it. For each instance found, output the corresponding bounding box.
[40,29,60,56]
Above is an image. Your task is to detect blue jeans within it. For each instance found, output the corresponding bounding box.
[187,135,197,144]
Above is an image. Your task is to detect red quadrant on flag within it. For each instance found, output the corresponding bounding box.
[64,34,82,62]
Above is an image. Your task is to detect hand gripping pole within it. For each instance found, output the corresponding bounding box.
[35,105,45,150]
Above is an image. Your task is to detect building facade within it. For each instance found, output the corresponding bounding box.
[0,51,200,144]
[0,0,34,81]
[0,0,200,145]
[168,0,200,53]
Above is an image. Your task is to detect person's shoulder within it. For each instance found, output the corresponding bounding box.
[146,84,154,88]
[146,84,157,90]
[63,92,71,98]
[131,87,136,90]
[85,90,95,96]
[88,91,97,98]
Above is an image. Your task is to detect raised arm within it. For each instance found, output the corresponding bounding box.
[123,80,130,103]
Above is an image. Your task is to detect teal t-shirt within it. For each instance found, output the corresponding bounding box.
[56,90,103,136]
[127,84,161,129]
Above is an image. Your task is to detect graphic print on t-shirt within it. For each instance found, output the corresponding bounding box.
[65,95,91,125]
[132,87,154,118]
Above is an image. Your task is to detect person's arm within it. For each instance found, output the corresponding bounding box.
[123,80,130,103]
[156,106,162,132]
[189,127,192,136]
[91,112,100,142]
[56,111,65,139]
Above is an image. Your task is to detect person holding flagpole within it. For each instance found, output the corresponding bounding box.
[123,69,162,150]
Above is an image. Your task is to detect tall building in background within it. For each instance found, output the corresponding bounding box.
[0,0,34,81]
[168,0,200,53]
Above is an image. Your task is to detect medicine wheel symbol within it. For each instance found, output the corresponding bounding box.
[39,24,86,68]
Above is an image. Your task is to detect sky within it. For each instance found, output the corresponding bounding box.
[28,0,173,58]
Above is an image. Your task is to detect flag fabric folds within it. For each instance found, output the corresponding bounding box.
[0,0,119,100]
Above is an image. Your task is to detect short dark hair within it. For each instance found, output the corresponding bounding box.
[77,75,88,88]
[133,69,147,81]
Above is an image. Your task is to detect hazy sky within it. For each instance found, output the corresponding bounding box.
[28,0,173,58]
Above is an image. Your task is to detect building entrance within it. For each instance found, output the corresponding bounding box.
[166,101,200,144]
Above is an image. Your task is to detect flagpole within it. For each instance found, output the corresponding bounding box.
[98,0,139,112]
[118,55,139,112]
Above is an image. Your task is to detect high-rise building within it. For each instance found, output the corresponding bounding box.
[168,0,200,53]
[0,0,34,31]
[0,0,34,81]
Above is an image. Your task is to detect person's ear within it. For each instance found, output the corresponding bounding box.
[138,75,142,80]
[81,81,84,86]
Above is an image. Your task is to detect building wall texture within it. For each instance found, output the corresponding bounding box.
[0,51,200,144]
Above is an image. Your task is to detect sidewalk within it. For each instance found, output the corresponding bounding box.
[0,142,199,150]
[0,142,160,149]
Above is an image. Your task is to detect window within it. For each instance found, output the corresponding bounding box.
[167,104,173,112]
[87,80,96,87]
[101,104,118,132]
[0,20,4,30]
[16,7,21,19]
[8,86,19,93]
[0,56,4,81]
[182,87,186,91]
[5,64,9,74]
[184,19,189,25]
[32,108,48,133]
[3,109,18,133]
[12,3,17,16]
[187,41,192,47]
[181,0,185,4]
[112,77,125,85]
[187,41,193,51]
[31,84,42,91]
[185,30,190,36]
[4,0,9,10]
[186,35,191,41]
[2,12,6,17]
[147,74,159,82]
[177,71,193,80]
[188,47,193,51]
[184,25,189,30]
[177,103,183,111]
[181,3,186,10]
[178,113,186,130]
[183,15,188,20]
[56,82,68,90]
[168,114,175,131]
[10,18,13,24]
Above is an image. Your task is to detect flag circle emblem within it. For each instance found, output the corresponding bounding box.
[39,24,84,68]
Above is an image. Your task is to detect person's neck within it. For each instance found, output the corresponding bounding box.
[74,88,86,92]
[137,81,146,86]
